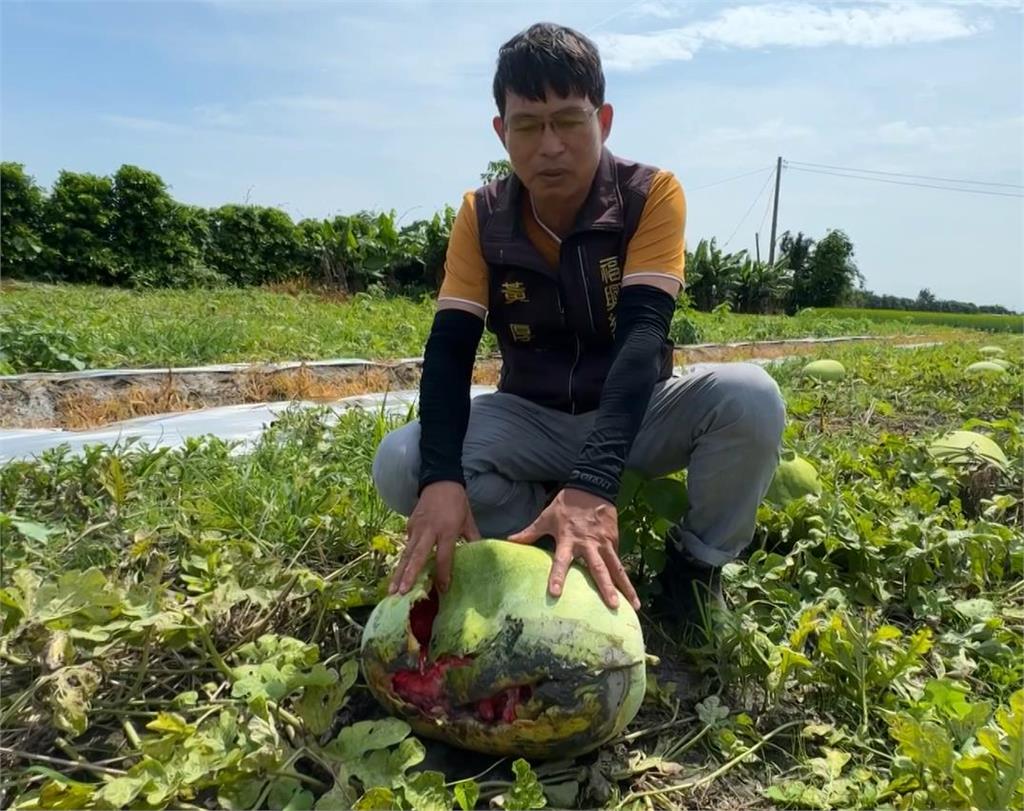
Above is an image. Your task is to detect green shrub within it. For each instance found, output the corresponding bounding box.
[41,170,120,283]
[205,204,305,285]
[393,205,456,293]
[110,165,207,288]
[0,162,46,278]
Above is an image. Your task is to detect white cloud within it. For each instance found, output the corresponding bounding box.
[702,118,817,144]
[874,120,936,146]
[628,1,682,19]
[870,116,1024,158]
[598,29,700,67]
[859,0,1021,8]
[597,2,984,70]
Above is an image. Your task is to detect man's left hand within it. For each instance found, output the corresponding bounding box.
[508,488,641,611]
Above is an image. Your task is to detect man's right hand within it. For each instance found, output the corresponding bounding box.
[389,480,481,597]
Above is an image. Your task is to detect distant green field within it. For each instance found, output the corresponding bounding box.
[818,307,1022,333]
[0,281,1003,374]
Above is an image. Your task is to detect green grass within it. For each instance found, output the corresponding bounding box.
[674,307,915,345]
[819,307,1023,333]
[0,282,970,375]
[0,282,450,373]
[2,337,1022,809]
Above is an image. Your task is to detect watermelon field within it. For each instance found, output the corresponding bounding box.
[1,334,1022,810]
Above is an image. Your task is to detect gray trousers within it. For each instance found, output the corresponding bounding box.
[371,363,786,567]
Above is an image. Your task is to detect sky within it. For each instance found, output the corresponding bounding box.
[2,0,1022,310]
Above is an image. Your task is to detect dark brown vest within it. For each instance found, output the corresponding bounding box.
[474,148,674,413]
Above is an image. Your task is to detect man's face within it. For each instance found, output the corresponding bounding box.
[493,89,613,206]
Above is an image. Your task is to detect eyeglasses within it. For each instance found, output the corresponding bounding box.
[504,107,599,142]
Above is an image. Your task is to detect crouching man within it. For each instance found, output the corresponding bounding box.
[371,22,786,638]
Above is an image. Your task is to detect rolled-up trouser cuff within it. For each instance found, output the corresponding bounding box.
[671,528,736,568]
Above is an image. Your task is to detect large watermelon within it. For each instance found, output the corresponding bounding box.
[765,451,822,506]
[928,430,1008,470]
[360,540,646,759]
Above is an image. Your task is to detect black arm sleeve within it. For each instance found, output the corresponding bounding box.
[417,307,484,494]
[565,284,676,503]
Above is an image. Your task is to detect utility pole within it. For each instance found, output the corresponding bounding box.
[755,232,761,264]
[767,156,782,265]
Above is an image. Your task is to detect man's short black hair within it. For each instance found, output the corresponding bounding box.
[492,22,605,118]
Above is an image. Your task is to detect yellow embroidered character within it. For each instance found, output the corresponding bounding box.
[501,281,529,304]
[599,256,622,284]
[509,323,532,343]
[604,283,620,311]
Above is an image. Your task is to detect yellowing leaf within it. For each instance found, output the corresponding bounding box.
[354,787,397,811]
[871,624,902,643]
[808,747,850,781]
[145,712,197,737]
[48,664,101,737]
[890,715,955,773]
[43,631,74,670]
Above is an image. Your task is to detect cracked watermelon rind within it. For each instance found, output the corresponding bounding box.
[359,539,647,758]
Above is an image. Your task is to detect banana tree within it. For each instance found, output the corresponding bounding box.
[684,238,744,311]
[297,218,351,293]
[733,256,792,314]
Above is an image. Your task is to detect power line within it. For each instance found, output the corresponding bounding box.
[785,165,1024,199]
[756,177,775,244]
[585,0,653,32]
[786,158,1019,189]
[723,168,776,248]
[690,166,774,191]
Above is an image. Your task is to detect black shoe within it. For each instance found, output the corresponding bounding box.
[650,533,725,645]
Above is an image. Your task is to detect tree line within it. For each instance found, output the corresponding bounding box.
[850,288,1013,316]
[1,162,453,295]
[1,161,1012,315]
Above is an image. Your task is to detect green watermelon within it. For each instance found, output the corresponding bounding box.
[360,540,646,758]
[979,346,1006,357]
[966,361,1006,376]
[802,359,846,381]
[928,431,1008,470]
[765,451,822,505]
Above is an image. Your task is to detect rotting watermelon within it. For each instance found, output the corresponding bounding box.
[359,539,646,758]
